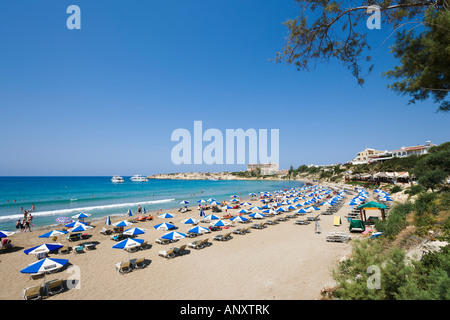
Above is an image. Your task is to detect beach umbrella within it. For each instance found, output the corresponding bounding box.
[0,230,15,238]
[221,205,233,210]
[207,198,216,202]
[69,224,93,233]
[210,220,230,227]
[287,205,296,211]
[113,220,133,228]
[71,212,91,220]
[65,221,87,228]
[240,202,252,206]
[38,230,68,238]
[105,215,112,226]
[261,204,270,209]
[161,231,186,241]
[181,218,199,225]
[56,217,72,224]
[112,238,144,259]
[203,214,220,221]
[123,227,147,236]
[276,207,286,212]
[20,258,69,285]
[310,207,320,211]
[249,212,265,219]
[153,222,175,231]
[230,198,239,202]
[250,206,261,211]
[188,225,210,235]
[179,200,189,204]
[238,209,248,214]
[296,208,308,214]
[24,243,64,255]
[197,199,207,203]
[230,195,238,198]
[210,201,221,206]
[230,216,248,223]
[127,209,133,217]
[158,212,174,219]
[249,192,256,196]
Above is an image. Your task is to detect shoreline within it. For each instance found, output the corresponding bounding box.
[0,180,357,300]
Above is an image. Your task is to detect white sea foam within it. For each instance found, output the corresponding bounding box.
[0,198,175,222]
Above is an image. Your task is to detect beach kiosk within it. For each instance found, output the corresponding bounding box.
[355,201,387,222]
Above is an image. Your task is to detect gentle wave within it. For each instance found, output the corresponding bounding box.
[0,198,175,222]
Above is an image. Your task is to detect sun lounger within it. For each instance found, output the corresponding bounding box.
[29,272,45,280]
[155,238,170,245]
[58,246,71,254]
[133,258,146,269]
[187,232,199,238]
[233,228,245,235]
[326,232,350,243]
[295,219,310,225]
[200,238,211,248]
[115,261,132,274]
[251,222,265,229]
[174,244,187,256]
[45,279,64,296]
[158,247,176,259]
[187,240,202,249]
[67,234,80,242]
[73,245,84,254]
[22,285,42,300]
[139,241,149,250]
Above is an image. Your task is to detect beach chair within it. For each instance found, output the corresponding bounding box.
[67,234,80,242]
[155,238,170,245]
[59,246,71,254]
[174,244,187,256]
[139,241,149,250]
[29,272,45,280]
[333,216,342,226]
[158,248,176,259]
[116,261,132,274]
[232,228,245,235]
[200,238,210,248]
[187,240,202,249]
[134,258,146,269]
[45,279,64,296]
[73,245,84,254]
[213,233,226,241]
[22,285,42,300]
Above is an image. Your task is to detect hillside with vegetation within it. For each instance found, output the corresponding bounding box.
[317,142,450,300]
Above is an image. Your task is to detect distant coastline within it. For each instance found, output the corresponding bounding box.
[147,172,289,181]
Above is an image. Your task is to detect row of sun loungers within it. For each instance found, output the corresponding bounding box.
[22,279,65,300]
[213,232,233,241]
[187,238,211,250]
[115,258,148,273]
[158,244,189,259]
[326,232,350,243]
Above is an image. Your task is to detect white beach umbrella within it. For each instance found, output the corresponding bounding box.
[158,212,174,219]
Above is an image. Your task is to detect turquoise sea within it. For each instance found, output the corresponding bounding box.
[0,177,304,231]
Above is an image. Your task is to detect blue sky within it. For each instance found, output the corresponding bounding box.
[0,0,448,176]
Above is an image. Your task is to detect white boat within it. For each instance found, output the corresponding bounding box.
[130,175,148,182]
[111,176,124,183]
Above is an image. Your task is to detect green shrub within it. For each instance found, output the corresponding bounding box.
[390,185,402,193]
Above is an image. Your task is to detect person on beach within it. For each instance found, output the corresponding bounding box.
[16,219,22,232]
[32,203,35,211]
[137,205,142,214]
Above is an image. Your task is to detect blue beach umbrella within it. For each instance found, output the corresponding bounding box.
[105,215,112,226]
[0,230,15,238]
[230,216,248,223]
[276,207,286,212]
[296,208,308,214]
[197,199,207,203]
[123,227,147,236]
[154,222,175,231]
[161,231,186,241]
[179,200,189,204]
[181,218,199,225]
[24,243,64,255]
[158,212,174,219]
[210,220,230,227]
[127,209,133,217]
[238,209,248,214]
[250,206,261,211]
[240,202,252,206]
[112,238,144,250]
[221,205,233,210]
[20,258,68,274]
[72,212,91,220]
[207,198,216,202]
[188,225,210,235]
[203,214,220,221]
[69,224,93,233]
[249,212,265,219]
[210,201,221,206]
[310,207,320,211]
[113,220,133,228]
[38,230,68,238]
[65,221,87,228]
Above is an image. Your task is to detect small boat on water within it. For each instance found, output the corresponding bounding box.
[111,176,124,183]
[130,175,148,182]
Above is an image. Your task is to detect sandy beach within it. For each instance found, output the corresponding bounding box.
[0,183,358,300]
